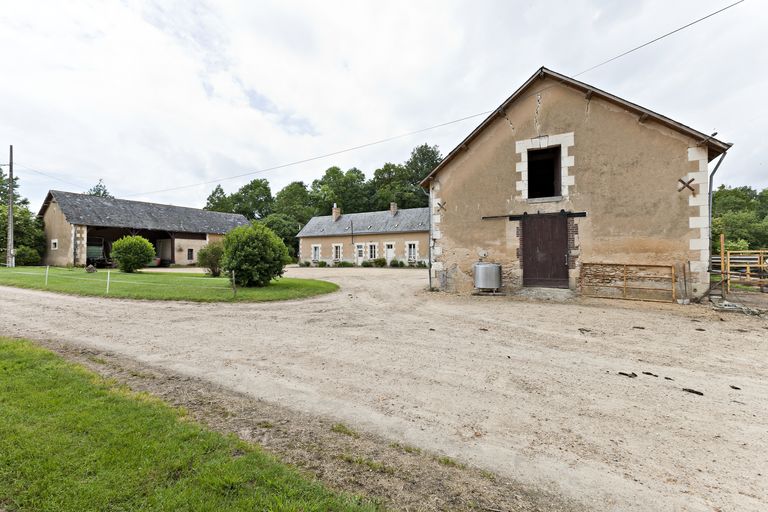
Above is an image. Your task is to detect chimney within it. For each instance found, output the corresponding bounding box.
[389,202,398,216]
[332,203,341,222]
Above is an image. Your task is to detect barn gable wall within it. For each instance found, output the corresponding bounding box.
[430,76,710,298]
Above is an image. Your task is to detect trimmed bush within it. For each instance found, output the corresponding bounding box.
[111,236,155,273]
[14,246,41,266]
[373,258,387,267]
[360,260,372,268]
[389,259,400,268]
[317,261,328,268]
[399,260,406,268]
[416,261,428,268]
[336,261,354,267]
[299,260,311,267]
[196,241,224,277]
[221,223,290,287]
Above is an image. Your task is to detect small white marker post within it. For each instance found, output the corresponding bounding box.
[106,271,111,295]
[45,265,49,287]
[231,270,236,298]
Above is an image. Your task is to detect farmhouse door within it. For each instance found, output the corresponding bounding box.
[522,213,569,288]
[385,243,395,263]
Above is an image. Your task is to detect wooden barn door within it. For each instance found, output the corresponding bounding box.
[522,214,569,288]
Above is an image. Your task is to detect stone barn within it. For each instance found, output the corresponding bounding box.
[38,190,249,267]
[421,67,731,301]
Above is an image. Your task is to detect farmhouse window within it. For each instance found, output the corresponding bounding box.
[368,243,377,259]
[527,146,561,199]
[187,248,194,260]
[311,245,320,261]
[51,239,59,250]
[333,244,342,260]
[356,244,364,258]
[407,242,417,261]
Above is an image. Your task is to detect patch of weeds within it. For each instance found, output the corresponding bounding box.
[389,442,421,455]
[256,421,274,429]
[331,423,359,438]
[128,369,155,379]
[87,355,108,365]
[337,454,395,475]
[480,469,496,481]
[436,456,466,469]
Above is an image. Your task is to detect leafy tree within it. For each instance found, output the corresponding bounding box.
[204,184,235,213]
[0,205,45,262]
[712,185,757,217]
[85,179,113,198]
[221,223,289,287]
[258,213,302,258]
[196,241,224,277]
[111,235,156,273]
[403,143,443,184]
[273,181,315,225]
[711,185,768,253]
[309,167,371,215]
[0,168,27,207]
[15,246,41,266]
[231,179,273,220]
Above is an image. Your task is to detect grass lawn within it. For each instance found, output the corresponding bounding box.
[0,266,338,302]
[0,338,377,512]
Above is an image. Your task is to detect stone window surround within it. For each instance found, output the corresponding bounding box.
[406,241,419,261]
[332,243,343,261]
[367,242,378,259]
[515,132,575,201]
[311,244,321,261]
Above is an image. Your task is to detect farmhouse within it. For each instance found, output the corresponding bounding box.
[38,190,249,267]
[421,67,731,300]
[297,203,429,265]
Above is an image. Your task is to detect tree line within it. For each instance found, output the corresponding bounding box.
[203,143,443,256]
[712,185,768,253]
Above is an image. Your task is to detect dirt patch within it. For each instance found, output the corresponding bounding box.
[1,267,767,511]
[41,340,582,512]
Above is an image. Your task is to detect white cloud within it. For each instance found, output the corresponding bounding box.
[0,0,765,210]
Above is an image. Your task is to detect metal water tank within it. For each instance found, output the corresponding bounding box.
[474,262,502,291]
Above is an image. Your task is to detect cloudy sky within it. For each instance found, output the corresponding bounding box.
[1,0,765,210]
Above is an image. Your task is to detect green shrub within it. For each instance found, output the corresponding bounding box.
[360,260,372,268]
[196,241,224,277]
[14,246,41,266]
[317,260,328,268]
[373,258,387,267]
[221,223,290,287]
[299,260,311,267]
[336,261,354,267]
[111,236,155,273]
[416,261,427,268]
[389,259,400,268]
[398,260,406,267]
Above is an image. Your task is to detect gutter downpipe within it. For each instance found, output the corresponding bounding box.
[421,183,432,290]
[707,150,728,272]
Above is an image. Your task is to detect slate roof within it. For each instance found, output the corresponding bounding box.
[39,190,249,234]
[297,207,429,238]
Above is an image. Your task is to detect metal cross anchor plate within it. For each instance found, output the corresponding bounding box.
[678,178,696,195]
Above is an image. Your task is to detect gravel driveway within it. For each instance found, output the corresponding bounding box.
[1,267,766,511]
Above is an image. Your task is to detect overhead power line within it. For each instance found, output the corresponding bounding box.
[23,0,746,199]
[14,163,88,190]
[121,111,494,197]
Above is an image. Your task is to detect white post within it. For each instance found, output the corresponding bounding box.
[45,265,49,286]
[106,271,111,295]
[231,270,236,298]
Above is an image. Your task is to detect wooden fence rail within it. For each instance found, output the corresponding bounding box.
[580,263,676,303]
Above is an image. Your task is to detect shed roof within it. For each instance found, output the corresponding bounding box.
[297,207,429,238]
[39,190,249,234]
[421,67,732,186]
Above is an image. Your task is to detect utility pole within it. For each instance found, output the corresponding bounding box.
[6,145,14,268]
